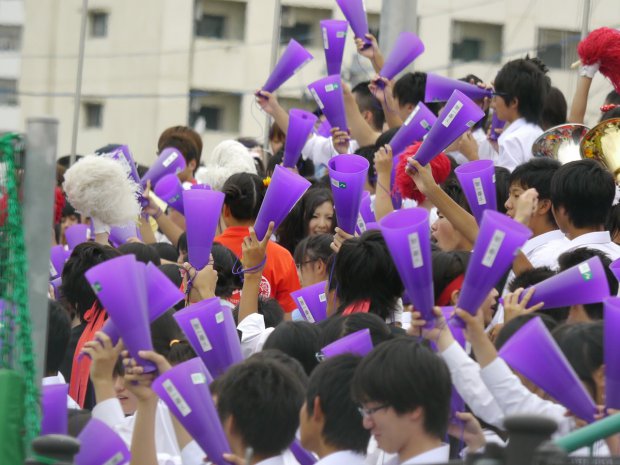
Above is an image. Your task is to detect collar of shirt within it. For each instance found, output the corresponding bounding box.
[522,229,567,256]
[566,231,613,249]
[399,444,450,465]
[316,450,366,465]
[255,456,286,465]
[219,226,251,239]
[498,117,527,143]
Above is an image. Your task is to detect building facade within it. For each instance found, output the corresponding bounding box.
[0,0,24,132]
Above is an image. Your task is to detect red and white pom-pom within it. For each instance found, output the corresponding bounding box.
[578,27,620,92]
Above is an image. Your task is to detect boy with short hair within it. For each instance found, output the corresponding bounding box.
[157,126,203,184]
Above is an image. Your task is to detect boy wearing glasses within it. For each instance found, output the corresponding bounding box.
[352,338,452,465]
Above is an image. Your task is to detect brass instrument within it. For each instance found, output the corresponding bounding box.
[580,118,620,181]
[532,123,590,164]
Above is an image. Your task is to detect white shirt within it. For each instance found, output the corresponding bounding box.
[256,457,286,465]
[238,313,275,358]
[301,135,360,171]
[317,450,366,465]
[385,444,450,465]
[42,373,80,409]
[447,128,487,165]
[560,231,620,261]
[365,436,397,465]
[496,118,543,171]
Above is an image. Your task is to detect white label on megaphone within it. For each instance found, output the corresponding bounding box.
[103,452,125,465]
[404,105,421,126]
[473,177,487,205]
[336,31,346,38]
[191,372,207,385]
[298,297,315,322]
[322,27,329,50]
[190,318,213,352]
[50,260,57,277]
[442,101,463,127]
[482,230,505,268]
[357,214,366,233]
[319,292,327,302]
[162,379,192,416]
[310,88,324,109]
[408,232,424,268]
[215,311,225,323]
[162,151,179,168]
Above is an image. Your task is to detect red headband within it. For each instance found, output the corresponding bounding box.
[436,274,465,307]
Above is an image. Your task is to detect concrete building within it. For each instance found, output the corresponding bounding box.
[13,0,620,165]
[0,0,24,132]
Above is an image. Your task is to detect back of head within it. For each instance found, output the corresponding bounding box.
[248,349,309,387]
[443,177,472,214]
[157,126,203,170]
[222,172,265,221]
[263,320,322,376]
[494,166,511,215]
[305,354,370,454]
[46,299,71,375]
[508,267,569,323]
[118,242,161,266]
[541,86,567,130]
[211,242,243,299]
[216,359,306,456]
[392,72,442,115]
[150,309,184,359]
[605,90,620,105]
[294,233,334,267]
[352,338,451,439]
[319,313,394,349]
[431,250,470,305]
[352,81,385,131]
[197,140,257,191]
[150,242,178,263]
[494,313,558,350]
[550,159,615,229]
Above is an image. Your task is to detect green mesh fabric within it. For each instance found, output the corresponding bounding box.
[0,133,40,456]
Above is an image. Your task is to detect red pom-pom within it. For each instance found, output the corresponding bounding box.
[394,142,452,203]
[578,27,620,92]
[54,186,65,224]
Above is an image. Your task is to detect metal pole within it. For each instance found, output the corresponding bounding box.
[379,0,418,68]
[580,0,591,39]
[23,117,58,384]
[69,0,89,164]
[263,0,282,157]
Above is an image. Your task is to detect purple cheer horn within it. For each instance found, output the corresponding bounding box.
[335,0,371,48]
[378,32,424,82]
[604,297,620,409]
[489,112,505,141]
[106,145,141,186]
[412,89,486,166]
[441,307,466,348]
[316,118,332,138]
[261,39,313,94]
[609,257,620,283]
[328,154,369,235]
[380,208,435,323]
[85,255,156,371]
[454,210,532,326]
[152,357,228,465]
[254,165,312,241]
[307,75,348,132]
[519,256,610,309]
[183,189,224,270]
[320,19,348,75]
[154,174,185,214]
[498,316,596,422]
[50,277,63,300]
[75,418,131,465]
[109,222,140,247]
[65,224,91,250]
[290,439,318,465]
[50,245,70,279]
[140,147,186,189]
[388,102,437,157]
[425,73,493,103]
[355,191,375,235]
[455,159,497,224]
[284,109,318,168]
[321,329,373,358]
[291,281,328,323]
[191,183,211,190]
[40,384,68,436]
[174,297,243,377]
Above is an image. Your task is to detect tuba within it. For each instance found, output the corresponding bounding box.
[580,118,620,181]
[532,123,590,164]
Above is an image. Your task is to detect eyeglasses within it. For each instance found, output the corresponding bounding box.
[492,91,510,99]
[295,258,318,270]
[357,404,390,418]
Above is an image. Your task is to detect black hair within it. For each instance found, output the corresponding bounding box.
[233,296,285,329]
[606,203,620,244]
[600,106,620,123]
[319,313,394,349]
[431,250,470,302]
[263,321,322,376]
[459,74,489,130]
[352,81,385,131]
[61,202,80,221]
[266,148,315,179]
[222,172,266,221]
[118,242,161,266]
[557,247,618,320]
[510,157,562,227]
[167,340,197,366]
[541,87,567,130]
[508,267,569,323]
[550,159,615,229]
[352,338,452,438]
[605,90,620,105]
[392,72,442,116]
[374,127,399,150]
[157,264,184,311]
[494,166,511,215]
[216,359,305,456]
[150,309,184,359]
[211,242,243,299]
[61,242,121,321]
[335,230,404,321]
[293,233,334,269]
[442,177,472,215]
[150,242,178,263]
[356,145,378,187]
[493,58,548,124]
[248,349,309,387]
[306,354,370,454]
[177,232,187,257]
[494,313,558,350]
[46,299,71,375]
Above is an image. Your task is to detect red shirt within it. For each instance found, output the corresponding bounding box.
[215,226,300,312]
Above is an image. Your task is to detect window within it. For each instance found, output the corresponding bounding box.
[279,6,331,47]
[84,103,103,128]
[194,0,245,41]
[195,14,226,38]
[89,11,108,38]
[189,90,241,132]
[281,22,312,46]
[0,79,18,106]
[451,21,503,63]
[537,28,579,70]
[192,106,222,130]
[0,26,22,51]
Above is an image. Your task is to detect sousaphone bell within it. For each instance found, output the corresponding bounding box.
[532,123,590,164]
[580,118,620,181]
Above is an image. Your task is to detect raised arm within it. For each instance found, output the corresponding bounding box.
[373,145,395,221]
[355,33,384,74]
[568,63,599,124]
[343,83,381,147]
[256,90,290,135]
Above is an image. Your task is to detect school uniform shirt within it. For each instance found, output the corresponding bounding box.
[496,118,543,172]
[316,450,366,465]
[255,457,286,465]
[237,313,275,358]
[301,135,360,174]
[384,444,450,465]
[215,226,301,312]
[365,436,398,465]
[560,231,620,261]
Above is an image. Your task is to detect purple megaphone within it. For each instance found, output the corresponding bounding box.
[261,39,313,93]
[378,32,424,82]
[291,281,328,323]
[307,75,348,132]
[335,0,371,48]
[174,297,243,377]
[321,329,373,358]
[50,245,70,279]
[454,210,532,326]
[441,307,466,347]
[152,357,228,465]
[379,208,435,323]
[489,112,505,141]
[364,221,379,231]
[519,256,610,309]
[154,174,185,214]
[316,118,332,137]
[412,89,486,166]
[75,418,131,465]
[40,384,68,436]
[98,144,141,188]
[65,224,91,250]
[102,262,184,345]
[388,102,437,157]
[604,297,620,409]
[355,191,375,235]
[327,154,369,235]
[140,147,186,189]
[498,316,597,422]
[85,255,156,371]
[320,19,348,75]
[254,165,312,241]
[290,439,318,465]
[183,189,224,270]
[455,159,497,224]
[425,73,493,103]
[609,257,620,283]
[108,222,140,247]
[191,183,211,190]
[50,276,63,299]
[283,109,318,168]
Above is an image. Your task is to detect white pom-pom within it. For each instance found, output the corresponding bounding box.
[63,155,141,226]
[196,140,257,191]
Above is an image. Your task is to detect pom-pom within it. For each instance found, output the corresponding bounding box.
[195,140,257,191]
[63,155,141,227]
[578,27,620,92]
[394,142,451,203]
